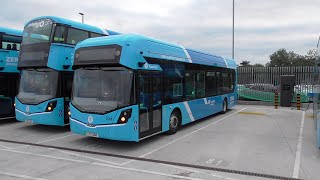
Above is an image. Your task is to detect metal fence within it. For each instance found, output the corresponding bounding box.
[237,66,314,102]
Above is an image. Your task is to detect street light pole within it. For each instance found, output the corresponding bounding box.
[79,12,84,23]
[232,0,235,59]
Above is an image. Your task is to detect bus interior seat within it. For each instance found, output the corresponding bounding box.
[6,44,12,50]
[12,44,17,50]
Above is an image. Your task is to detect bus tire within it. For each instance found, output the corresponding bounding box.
[222,98,228,114]
[166,111,181,135]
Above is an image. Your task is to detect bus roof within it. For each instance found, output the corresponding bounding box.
[0,26,23,37]
[25,16,120,35]
[76,34,237,69]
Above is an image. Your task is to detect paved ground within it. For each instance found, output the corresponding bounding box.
[0,105,318,180]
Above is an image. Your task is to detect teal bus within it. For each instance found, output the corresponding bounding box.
[69,34,237,141]
[0,27,22,120]
[15,16,119,126]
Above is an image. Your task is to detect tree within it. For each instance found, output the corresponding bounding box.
[240,60,251,66]
[252,63,264,67]
[268,48,293,67]
[267,48,316,67]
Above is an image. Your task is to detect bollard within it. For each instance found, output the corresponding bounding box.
[296,93,301,110]
[274,92,279,109]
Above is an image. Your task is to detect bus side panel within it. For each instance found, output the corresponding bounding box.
[47,44,73,71]
[162,103,192,132]
[0,50,19,73]
[161,93,237,132]
[226,92,237,108]
[15,97,66,126]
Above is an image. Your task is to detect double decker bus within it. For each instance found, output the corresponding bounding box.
[70,34,237,141]
[15,16,119,126]
[0,27,22,121]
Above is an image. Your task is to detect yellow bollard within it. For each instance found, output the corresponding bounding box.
[274,92,279,109]
[296,93,301,110]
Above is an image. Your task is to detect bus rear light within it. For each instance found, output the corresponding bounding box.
[117,109,132,124]
[45,100,57,112]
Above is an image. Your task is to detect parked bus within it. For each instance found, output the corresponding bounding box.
[69,34,237,141]
[0,27,22,121]
[15,16,119,126]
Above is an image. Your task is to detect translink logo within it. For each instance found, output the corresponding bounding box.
[203,98,215,105]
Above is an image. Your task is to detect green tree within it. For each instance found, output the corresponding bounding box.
[252,63,264,67]
[267,48,294,67]
[267,48,315,67]
[240,60,251,66]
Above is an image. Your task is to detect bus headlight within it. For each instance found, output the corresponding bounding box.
[117,109,132,124]
[45,100,57,112]
[68,111,71,116]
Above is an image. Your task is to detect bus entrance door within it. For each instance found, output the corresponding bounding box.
[139,72,162,139]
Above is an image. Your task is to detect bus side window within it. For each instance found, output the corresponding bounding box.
[205,71,217,97]
[90,33,104,38]
[53,26,65,43]
[2,34,21,51]
[67,28,89,45]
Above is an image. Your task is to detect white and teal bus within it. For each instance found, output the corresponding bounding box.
[70,34,237,141]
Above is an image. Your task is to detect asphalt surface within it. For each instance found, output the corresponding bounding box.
[0,105,318,180]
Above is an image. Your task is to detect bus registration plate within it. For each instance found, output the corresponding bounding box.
[25,119,33,123]
[86,132,98,137]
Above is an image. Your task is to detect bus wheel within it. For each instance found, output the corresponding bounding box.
[222,98,228,114]
[166,111,180,135]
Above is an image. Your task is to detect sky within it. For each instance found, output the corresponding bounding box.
[1,0,319,64]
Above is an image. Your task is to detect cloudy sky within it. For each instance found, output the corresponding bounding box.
[1,0,319,64]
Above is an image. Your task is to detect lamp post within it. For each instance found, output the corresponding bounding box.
[79,12,84,23]
[232,0,235,59]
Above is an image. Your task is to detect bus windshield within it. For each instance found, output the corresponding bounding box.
[17,69,58,104]
[72,67,133,114]
[22,18,53,45]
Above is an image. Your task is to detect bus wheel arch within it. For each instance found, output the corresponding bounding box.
[166,108,181,135]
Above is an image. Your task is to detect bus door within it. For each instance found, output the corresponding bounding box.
[139,72,162,139]
[0,73,18,119]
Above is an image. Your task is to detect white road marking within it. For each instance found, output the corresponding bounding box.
[292,111,305,178]
[121,107,247,166]
[93,162,204,180]
[0,170,47,180]
[0,148,204,180]
[12,134,74,150]
[53,148,122,166]
[0,144,11,149]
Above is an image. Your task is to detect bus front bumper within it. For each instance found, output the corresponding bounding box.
[15,108,65,126]
[69,117,139,142]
